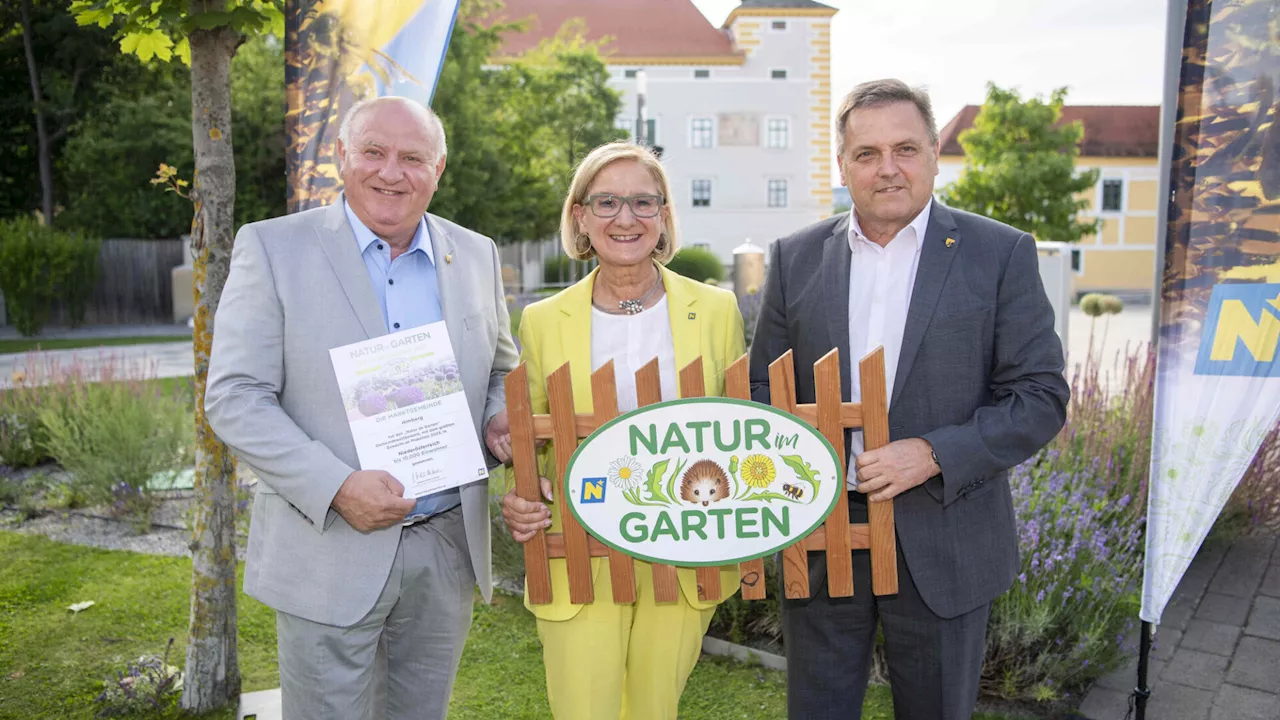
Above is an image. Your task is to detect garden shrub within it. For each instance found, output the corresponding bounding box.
[0,217,100,335]
[665,246,725,284]
[542,254,595,286]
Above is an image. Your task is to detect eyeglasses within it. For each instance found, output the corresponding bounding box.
[583,193,665,218]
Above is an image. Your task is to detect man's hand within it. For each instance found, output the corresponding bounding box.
[485,410,512,464]
[331,470,418,532]
[854,438,940,503]
[501,477,553,543]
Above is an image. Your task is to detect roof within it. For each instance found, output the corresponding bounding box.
[724,0,838,25]
[938,105,1160,158]
[494,0,743,65]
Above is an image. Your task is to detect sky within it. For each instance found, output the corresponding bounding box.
[691,0,1170,172]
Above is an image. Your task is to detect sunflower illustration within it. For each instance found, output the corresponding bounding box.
[607,456,643,489]
[740,454,776,489]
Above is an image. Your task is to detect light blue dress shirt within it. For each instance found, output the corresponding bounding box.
[344,201,460,521]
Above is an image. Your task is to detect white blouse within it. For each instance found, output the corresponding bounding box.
[591,296,678,413]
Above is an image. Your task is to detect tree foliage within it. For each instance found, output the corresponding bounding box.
[432,5,623,243]
[939,83,1100,244]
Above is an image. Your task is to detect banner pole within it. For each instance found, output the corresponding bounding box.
[1134,620,1152,720]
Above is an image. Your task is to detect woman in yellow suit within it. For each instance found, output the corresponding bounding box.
[500,141,744,719]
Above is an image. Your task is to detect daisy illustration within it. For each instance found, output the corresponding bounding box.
[607,456,643,490]
[740,454,776,489]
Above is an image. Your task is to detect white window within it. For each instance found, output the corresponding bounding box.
[765,118,789,149]
[689,117,715,148]
[693,241,711,250]
[694,69,710,79]
[1101,178,1124,212]
[771,20,788,31]
[1071,249,1085,275]
[624,69,639,78]
[691,179,712,207]
[771,69,788,80]
[617,116,657,143]
[767,179,788,208]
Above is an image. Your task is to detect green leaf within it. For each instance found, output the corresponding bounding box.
[187,10,234,30]
[120,29,174,63]
[173,36,190,65]
[665,458,687,507]
[643,460,669,505]
[739,490,805,504]
[781,455,821,496]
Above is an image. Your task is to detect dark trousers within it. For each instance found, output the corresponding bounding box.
[781,501,990,720]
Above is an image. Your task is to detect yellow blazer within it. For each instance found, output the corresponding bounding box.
[516,265,746,622]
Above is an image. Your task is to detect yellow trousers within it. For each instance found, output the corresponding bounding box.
[535,560,716,720]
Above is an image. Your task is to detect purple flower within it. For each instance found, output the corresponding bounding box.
[388,385,425,408]
[357,392,388,417]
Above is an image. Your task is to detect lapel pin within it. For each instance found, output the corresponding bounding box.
[688,312,696,320]
[945,237,956,248]
[445,253,453,264]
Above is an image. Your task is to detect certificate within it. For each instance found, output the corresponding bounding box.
[329,321,489,498]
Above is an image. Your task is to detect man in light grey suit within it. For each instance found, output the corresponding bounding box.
[749,79,1070,719]
[206,96,518,719]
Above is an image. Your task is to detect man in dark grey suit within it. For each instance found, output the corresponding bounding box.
[749,79,1069,719]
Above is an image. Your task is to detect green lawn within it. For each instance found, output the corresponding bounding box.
[0,532,1022,719]
[0,336,191,355]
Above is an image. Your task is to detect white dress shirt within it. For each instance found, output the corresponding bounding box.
[846,199,932,485]
[591,296,678,412]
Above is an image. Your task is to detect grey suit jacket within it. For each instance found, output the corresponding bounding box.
[749,201,1069,619]
[206,200,518,627]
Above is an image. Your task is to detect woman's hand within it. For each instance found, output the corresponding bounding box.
[500,476,554,543]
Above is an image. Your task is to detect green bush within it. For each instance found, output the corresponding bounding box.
[542,254,595,286]
[37,378,191,531]
[0,217,61,336]
[665,247,725,284]
[0,217,100,336]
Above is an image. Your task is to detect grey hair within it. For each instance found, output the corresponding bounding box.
[834,79,938,156]
[337,96,448,163]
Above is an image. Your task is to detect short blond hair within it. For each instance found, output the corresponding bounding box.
[559,142,680,263]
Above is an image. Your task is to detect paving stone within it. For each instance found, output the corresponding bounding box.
[1145,682,1215,720]
[1153,629,1183,662]
[1094,658,1165,691]
[1212,537,1278,598]
[1164,595,1199,632]
[1226,636,1280,693]
[1245,596,1280,640]
[1161,648,1228,691]
[1077,686,1131,720]
[1196,592,1253,626]
[1178,546,1227,600]
[1261,565,1280,598]
[1210,684,1280,720]
[1181,619,1242,656]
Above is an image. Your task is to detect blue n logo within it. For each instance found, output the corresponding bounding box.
[580,477,607,504]
[1195,283,1280,377]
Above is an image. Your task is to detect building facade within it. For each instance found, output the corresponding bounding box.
[937,105,1161,299]
[496,0,836,266]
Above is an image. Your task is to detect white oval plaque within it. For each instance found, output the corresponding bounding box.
[564,397,842,566]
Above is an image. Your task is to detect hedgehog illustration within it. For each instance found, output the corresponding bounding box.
[680,460,731,507]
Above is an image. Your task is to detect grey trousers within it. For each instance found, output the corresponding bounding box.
[781,502,990,720]
[275,507,475,720]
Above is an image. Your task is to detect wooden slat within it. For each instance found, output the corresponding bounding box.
[798,524,871,551]
[792,402,863,430]
[636,358,681,604]
[859,348,899,596]
[532,414,597,440]
[546,533,612,557]
[506,364,552,604]
[547,364,593,603]
[592,362,636,604]
[769,351,810,599]
[725,355,766,600]
[680,358,723,603]
[816,349,854,598]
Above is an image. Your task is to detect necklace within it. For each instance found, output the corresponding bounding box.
[593,270,663,315]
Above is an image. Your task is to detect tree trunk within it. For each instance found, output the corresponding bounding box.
[181,7,243,713]
[18,0,54,224]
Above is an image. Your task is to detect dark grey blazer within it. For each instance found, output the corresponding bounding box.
[749,201,1069,619]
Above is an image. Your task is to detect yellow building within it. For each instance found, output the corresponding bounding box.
[938,105,1161,299]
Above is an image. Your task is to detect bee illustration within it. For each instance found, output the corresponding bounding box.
[781,483,804,500]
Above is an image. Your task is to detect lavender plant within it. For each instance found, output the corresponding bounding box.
[94,638,183,717]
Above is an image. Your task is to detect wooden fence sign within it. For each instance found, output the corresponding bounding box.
[505,348,897,604]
